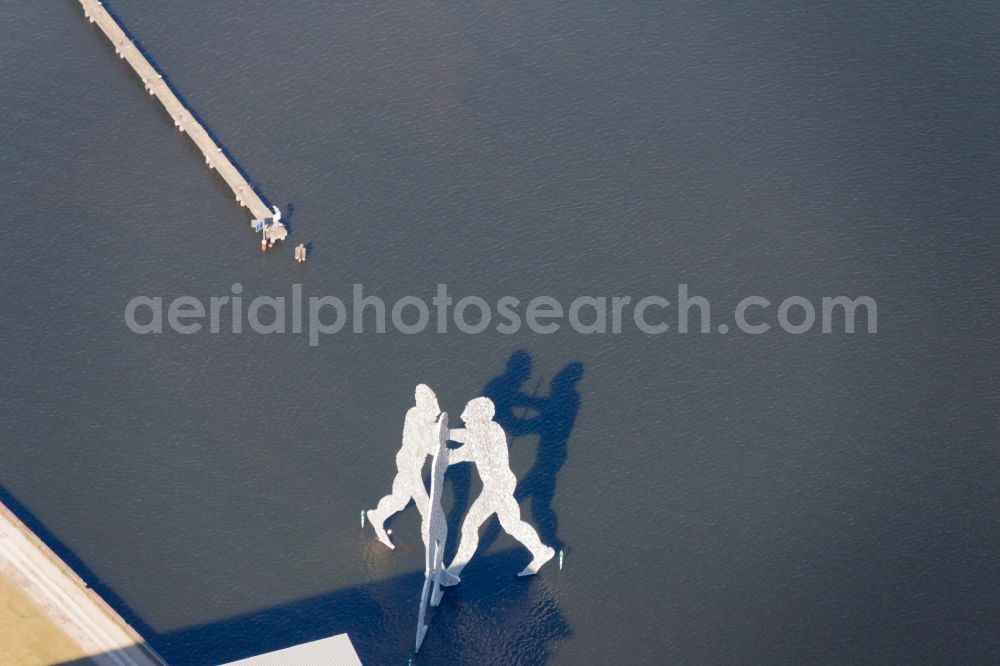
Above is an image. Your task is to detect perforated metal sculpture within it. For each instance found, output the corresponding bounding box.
[415,412,456,650]
[443,397,555,583]
[367,390,554,652]
[366,384,441,550]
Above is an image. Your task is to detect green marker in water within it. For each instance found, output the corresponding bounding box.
[361,510,366,529]
[559,549,564,570]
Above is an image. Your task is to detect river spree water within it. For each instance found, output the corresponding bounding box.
[2,2,998,663]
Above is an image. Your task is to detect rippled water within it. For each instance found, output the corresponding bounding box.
[2,2,998,664]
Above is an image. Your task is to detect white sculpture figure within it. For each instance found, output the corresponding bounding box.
[367,384,441,549]
[444,397,555,584]
[415,412,457,651]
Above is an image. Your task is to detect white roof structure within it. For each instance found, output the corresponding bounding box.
[219,634,363,666]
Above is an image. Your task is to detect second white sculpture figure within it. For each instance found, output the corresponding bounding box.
[445,396,555,581]
[366,384,556,651]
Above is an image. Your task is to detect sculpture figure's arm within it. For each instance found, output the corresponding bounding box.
[449,428,467,443]
[447,432,474,465]
[448,447,473,464]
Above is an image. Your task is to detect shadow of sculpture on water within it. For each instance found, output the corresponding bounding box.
[9,351,573,664]
[446,351,583,563]
[1,480,568,666]
[51,547,568,666]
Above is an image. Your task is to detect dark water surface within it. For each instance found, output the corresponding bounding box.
[2,2,998,664]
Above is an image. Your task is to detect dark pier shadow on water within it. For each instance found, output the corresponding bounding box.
[51,547,568,666]
[281,203,295,234]
[82,0,274,214]
[445,351,583,563]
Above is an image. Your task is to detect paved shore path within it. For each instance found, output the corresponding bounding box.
[78,0,273,228]
[0,503,164,666]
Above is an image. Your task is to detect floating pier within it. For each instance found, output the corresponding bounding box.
[78,0,287,244]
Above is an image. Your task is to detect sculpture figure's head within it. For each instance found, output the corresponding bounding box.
[414,384,440,415]
[461,397,495,425]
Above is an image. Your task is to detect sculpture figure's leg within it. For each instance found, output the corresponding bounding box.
[496,495,556,576]
[416,556,432,651]
[412,482,429,523]
[367,472,415,549]
[443,495,494,584]
[430,537,447,607]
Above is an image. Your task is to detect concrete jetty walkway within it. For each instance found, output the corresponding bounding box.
[78,0,286,242]
[0,502,164,665]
